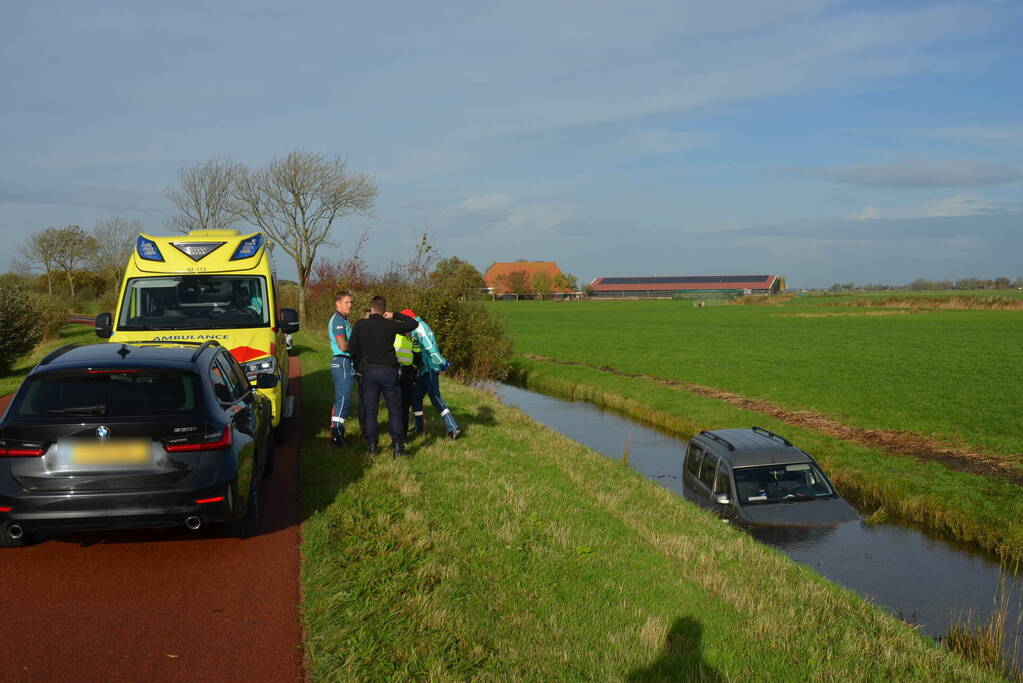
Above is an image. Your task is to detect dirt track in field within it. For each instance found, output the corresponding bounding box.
[523,354,1023,487]
[0,358,306,682]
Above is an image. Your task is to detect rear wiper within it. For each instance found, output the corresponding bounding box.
[47,404,108,415]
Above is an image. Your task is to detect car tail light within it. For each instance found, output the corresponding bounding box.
[0,506,12,512]
[0,440,48,457]
[195,496,225,504]
[164,426,232,452]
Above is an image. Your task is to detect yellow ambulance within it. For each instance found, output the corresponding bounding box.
[95,229,299,433]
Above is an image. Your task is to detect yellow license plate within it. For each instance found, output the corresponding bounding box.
[71,440,150,465]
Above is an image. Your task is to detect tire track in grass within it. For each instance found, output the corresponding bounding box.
[522,354,1023,487]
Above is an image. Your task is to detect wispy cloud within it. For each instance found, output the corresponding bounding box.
[846,194,1003,220]
[921,124,1023,147]
[812,161,1023,188]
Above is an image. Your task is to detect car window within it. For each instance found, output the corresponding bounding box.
[220,353,251,400]
[714,466,732,497]
[12,369,199,418]
[698,452,718,489]
[685,444,703,476]
[210,360,234,403]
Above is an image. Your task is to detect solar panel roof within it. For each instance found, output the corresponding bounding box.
[598,275,771,285]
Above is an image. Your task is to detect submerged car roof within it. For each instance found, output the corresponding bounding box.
[694,428,813,468]
[31,342,217,374]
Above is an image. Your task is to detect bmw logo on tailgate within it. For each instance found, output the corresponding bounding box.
[96,426,110,439]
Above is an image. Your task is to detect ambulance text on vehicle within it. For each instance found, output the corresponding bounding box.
[95,229,299,431]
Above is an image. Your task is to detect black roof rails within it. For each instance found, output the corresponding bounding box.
[699,430,735,451]
[39,343,82,366]
[189,339,221,363]
[751,426,792,447]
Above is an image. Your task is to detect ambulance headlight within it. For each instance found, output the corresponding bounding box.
[242,355,276,380]
[137,235,164,262]
[231,233,264,260]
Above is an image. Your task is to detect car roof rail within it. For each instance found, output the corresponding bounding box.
[752,425,792,447]
[190,339,222,363]
[698,430,735,451]
[38,343,82,366]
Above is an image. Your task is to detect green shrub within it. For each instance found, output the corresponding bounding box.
[0,286,43,375]
[27,293,70,340]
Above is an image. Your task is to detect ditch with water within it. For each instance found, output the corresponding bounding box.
[490,382,1022,665]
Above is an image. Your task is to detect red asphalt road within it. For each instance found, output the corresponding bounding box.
[0,357,306,682]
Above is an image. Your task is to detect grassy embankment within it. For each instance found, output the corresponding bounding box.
[295,330,993,680]
[0,323,95,396]
[494,300,1023,561]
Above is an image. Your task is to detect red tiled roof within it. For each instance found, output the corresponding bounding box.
[589,275,777,292]
[482,262,570,293]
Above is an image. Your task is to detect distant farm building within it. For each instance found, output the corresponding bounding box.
[588,275,783,299]
[483,261,574,299]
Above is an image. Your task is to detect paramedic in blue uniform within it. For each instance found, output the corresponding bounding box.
[327,291,354,446]
[348,297,418,457]
[402,309,462,440]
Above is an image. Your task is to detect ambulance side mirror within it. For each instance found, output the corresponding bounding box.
[279,308,299,334]
[95,312,113,339]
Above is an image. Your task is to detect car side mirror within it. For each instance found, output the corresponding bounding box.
[254,373,279,389]
[714,494,731,506]
[279,308,299,334]
[95,312,113,339]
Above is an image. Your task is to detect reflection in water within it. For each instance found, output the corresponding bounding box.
[491,382,1022,659]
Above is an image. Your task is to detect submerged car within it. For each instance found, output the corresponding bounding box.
[0,340,275,547]
[682,426,859,528]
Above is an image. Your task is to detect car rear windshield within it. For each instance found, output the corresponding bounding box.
[733,462,835,505]
[12,369,201,418]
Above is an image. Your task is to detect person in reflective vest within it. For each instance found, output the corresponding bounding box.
[394,332,417,438]
[401,309,462,440]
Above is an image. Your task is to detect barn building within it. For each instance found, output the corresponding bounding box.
[587,275,783,299]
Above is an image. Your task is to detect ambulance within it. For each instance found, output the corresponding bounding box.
[95,229,299,434]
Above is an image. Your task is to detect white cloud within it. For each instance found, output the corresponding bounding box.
[815,161,1023,188]
[922,124,1023,147]
[846,194,1001,220]
[452,194,511,212]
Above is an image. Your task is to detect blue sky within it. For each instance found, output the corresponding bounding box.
[2,0,1021,288]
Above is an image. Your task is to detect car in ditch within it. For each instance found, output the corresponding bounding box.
[682,426,859,528]
[0,340,275,547]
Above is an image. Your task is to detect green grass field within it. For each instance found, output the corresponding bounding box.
[492,300,1023,456]
[0,324,96,396]
[294,330,994,680]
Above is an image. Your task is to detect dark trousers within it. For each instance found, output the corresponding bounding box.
[361,366,404,446]
[399,365,417,433]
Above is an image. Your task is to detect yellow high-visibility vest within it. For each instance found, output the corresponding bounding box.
[394,334,414,366]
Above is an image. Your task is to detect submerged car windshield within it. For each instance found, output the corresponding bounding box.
[117,275,270,331]
[733,462,835,505]
[12,369,200,418]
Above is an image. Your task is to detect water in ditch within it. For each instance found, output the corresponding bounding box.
[490,382,1022,663]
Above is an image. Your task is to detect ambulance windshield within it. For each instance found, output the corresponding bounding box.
[117,275,270,331]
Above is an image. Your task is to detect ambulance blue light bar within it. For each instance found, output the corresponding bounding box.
[137,235,164,262]
[231,233,263,260]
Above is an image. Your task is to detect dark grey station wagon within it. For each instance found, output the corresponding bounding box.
[682,427,859,528]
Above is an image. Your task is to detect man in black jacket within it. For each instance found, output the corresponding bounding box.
[348,296,418,457]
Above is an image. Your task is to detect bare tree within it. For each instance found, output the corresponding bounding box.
[231,150,378,320]
[18,228,60,295]
[165,156,242,235]
[49,225,97,298]
[90,218,142,293]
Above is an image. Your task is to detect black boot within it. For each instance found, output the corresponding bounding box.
[447,428,463,441]
[331,425,347,447]
[392,442,406,459]
[366,442,379,456]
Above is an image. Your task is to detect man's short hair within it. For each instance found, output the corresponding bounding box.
[335,290,351,302]
[370,295,386,313]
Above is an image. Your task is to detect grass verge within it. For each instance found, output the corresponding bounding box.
[0,323,96,396]
[295,331,993,680]
[507,355,1023,564]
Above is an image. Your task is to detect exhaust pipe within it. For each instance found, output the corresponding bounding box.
[185,516,202,531]
[8,524,24,540]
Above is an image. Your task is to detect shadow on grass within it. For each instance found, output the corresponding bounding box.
[627,616,722,682]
